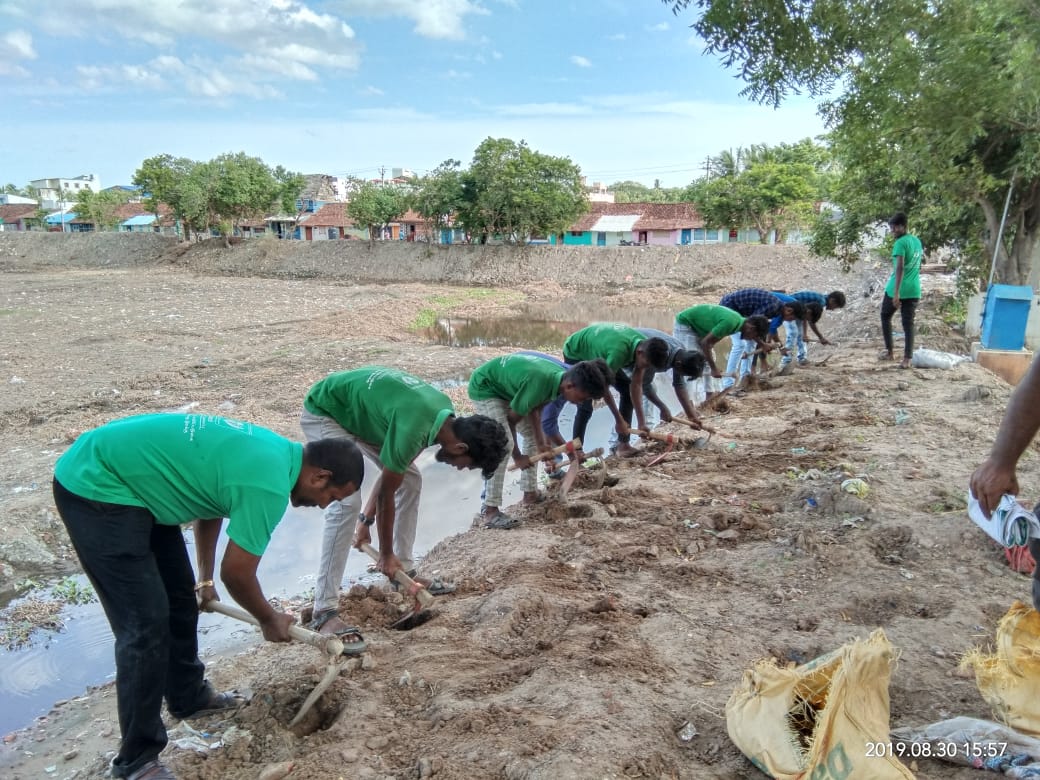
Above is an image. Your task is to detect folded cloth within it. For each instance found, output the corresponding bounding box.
[968,491,1040,547]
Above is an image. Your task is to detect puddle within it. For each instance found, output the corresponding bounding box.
[0,392,672,735]
[422,298,679,349]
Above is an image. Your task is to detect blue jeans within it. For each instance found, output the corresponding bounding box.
[723,336,753,388]
[52,479,211,778]
[781,322,806,365]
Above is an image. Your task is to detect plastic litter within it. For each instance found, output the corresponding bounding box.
[841,478,870,498]
[911,348,970,370]
[895,409,911,425]
[891,716,1040,775]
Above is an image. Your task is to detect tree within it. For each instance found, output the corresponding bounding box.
[413,160,465,241]
[347,182,410,245]
[666,0,1040,285]
[73,188,130,232]
[207,153,282,247]
[134,154,198,239]
[610,180,685,203]
[457,138,587,244]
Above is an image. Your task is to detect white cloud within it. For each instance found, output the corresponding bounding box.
[0,63,30,77]
[491,50,503,60]
[443,69,472,79]
[76,63,165,92]
[361,85,384,96]
[606,33,626,41]
[646,22,669,32]
[570,55,592,68]
[0,29,36,59]
[3,0,360,94]
[337,0,489,40]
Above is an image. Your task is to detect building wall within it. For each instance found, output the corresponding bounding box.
[646,230,679,246]
[563,232,592,246]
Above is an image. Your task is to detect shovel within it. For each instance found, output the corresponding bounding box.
[358,542,436,630]
[204,600,357,727]
[557,446,605,499]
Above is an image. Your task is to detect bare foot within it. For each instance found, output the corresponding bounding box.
[522,490,544,505]
[615,442,641,458]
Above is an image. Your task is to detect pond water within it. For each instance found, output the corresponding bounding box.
[0,301,715,735]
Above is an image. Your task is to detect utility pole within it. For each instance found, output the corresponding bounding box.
[379,166,386,185]
[702,156,713,179]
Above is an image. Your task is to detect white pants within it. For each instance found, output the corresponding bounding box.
[673,321,722,396]
[300,408,420,614]
[472,397,537,509]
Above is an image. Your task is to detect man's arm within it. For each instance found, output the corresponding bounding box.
[673,382,702,427]
[809,320,829,344]
[892,255,905,308]
[356,467,405,577]
[701,335,722,377]
[970,357,1040,515]
[193,518,223,608]
[630,366,649,432]
[643,379,671,421]
[220,540,294,641]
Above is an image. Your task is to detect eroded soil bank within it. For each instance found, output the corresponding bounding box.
[0,233,1023,780]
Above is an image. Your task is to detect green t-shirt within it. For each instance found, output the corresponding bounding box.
[886,234,923,298]
[675,305,745,339]
[562,323,644,373]
[54,414,303,556]
[468,354,565,416]
[303,366,453,474]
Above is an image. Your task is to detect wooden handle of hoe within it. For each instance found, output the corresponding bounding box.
[671,417,717,434]
[205,600,345,657]
[358,543,436,609]
[507,438,583,471]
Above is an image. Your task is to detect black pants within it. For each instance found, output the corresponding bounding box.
[52,479,210,778]
[880,294,919,360]
[571,371,633,444]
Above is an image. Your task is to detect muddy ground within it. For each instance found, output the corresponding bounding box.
[0,233,1034,779]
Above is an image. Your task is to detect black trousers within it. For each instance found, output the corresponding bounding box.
[880,294,919,360]
[52,479,210,777]
[571,370,633,444]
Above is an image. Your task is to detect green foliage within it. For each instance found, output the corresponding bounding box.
[413,160,465,236]
[610,180,685,203]
[668,0,1040,283]
[73,188,131,231]
[347,182,410,242]
[456,137,587,244]
[52,576,96,605]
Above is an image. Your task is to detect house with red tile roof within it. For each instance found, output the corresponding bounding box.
[0,204,42,232]
[554,202,720,246]
[297,203,367,241]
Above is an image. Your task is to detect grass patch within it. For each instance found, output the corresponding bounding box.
[410,308,439,330]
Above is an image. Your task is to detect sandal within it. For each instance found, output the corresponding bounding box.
[307,609,368,656]
[482,512,520,530]
[171,687,248,720]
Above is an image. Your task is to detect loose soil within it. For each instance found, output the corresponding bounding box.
[0,233,1033,780]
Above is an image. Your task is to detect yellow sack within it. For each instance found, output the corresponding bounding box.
[967,600,1040,735]
[726,629,913,779]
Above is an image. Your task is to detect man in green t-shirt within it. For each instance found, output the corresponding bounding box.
[300,366,508,639]
[51,413,364,780]
[881,212,924,369]
[468,354,612,528]
[673,305,771,398]
[562,323,670,457]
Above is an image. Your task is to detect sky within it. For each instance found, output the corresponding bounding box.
[0,0,827,191]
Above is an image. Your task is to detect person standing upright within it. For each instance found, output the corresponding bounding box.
[880,212,923,369]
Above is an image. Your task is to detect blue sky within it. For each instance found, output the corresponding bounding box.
[0,0,825,190]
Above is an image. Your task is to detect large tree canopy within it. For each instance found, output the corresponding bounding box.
[457,138,587,244]
[667,0,1040,284]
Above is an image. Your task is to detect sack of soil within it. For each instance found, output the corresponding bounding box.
[726,629,912,779]
[964,601,1040,736]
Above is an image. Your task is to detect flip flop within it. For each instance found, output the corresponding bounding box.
[307,609,368,656]
[172,688,249,720]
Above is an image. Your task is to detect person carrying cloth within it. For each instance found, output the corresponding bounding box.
[52,413,364,780]
[468,353,612,528]
[301,366,507,641]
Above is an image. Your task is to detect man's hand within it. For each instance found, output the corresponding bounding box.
[259,611,295,642]
[353,521,372,549]
[196,584,219,611]
[378,551,404,580]
[818,337,831,346]
[970,458,1020,517]
[892,295,901,310]
[513,454,534,471]
[659,409,673,423]
[710,369,723,379]
[616,421,633,437]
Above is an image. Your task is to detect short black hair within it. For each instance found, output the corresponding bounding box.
[804,301,824,324]
[783,300,805,320]
[827,290,846,308]
[303,438,364,488]
[640,337,671,370]
[452,415,510,480]
[564,358,611,398]
[889,212,908,228]
[744,315,770,341]
[675,349,706,378]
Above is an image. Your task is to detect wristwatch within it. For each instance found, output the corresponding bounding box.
[359,512,376,527]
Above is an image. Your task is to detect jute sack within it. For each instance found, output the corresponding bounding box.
[965,600,1040,735]
[726,629,912,779]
